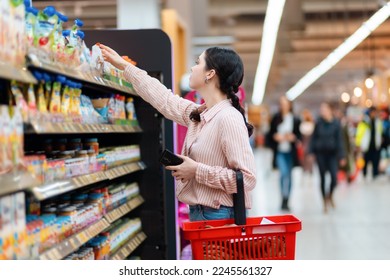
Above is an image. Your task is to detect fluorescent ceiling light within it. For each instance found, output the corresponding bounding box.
[286,2,390,101]
[252,0,286,105]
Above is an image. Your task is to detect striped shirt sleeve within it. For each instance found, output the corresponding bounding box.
[123,64,196,127]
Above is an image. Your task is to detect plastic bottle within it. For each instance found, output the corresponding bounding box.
[125,97,137,120]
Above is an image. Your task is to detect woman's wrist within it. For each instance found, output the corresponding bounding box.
[119,60,130,71]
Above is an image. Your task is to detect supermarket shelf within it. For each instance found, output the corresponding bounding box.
[110,232,147,260]
[105,161,146,180]
[104,196,144,223]
[28,121,142,134]
[27,59,137,96]
[0,61,37,84]
[30,161,146,200]
[0,171,39,197]
[39,218,110,260]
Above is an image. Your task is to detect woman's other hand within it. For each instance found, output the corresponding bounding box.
[98,43,129,71]
[165,155,198,183]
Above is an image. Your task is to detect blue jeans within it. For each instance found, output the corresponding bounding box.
[189,205,234,221]
[276,151,293,199]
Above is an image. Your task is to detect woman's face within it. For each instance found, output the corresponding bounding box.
[320,103,332,120]
[189,51,208,90]
[279,96,291,113]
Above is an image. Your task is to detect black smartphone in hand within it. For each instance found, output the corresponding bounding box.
[159,149,184,166]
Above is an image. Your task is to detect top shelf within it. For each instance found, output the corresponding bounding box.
[0,62,37,84]
[27,58,137,97]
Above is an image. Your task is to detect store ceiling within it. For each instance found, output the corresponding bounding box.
[33,0,390,110]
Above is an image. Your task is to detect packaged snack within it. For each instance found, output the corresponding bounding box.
[52,10,68,63]
[10,80,29,122]
[60,80,71,115]
[11,0,26,66]
[49,75,65,113]
[26,83,37,115]
[34,74,48,113]
[10,106,24,167]
[33,6,58,62]
[0,106,13,171]
[25,1,38,51]
[1,0,12,62]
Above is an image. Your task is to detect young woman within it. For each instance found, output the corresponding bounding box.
[98,44,256,221]
[267,96,301,211]
[309,102,346,213]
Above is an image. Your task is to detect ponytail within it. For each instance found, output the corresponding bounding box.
[228,91,254,137]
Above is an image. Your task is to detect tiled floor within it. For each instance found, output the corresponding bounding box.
[248,147,390,260]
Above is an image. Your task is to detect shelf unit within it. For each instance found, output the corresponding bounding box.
[110,231,147,260]
[27,122,142,134]
[0,171,40,197]
[30,161,146,201]
[0,29,177,260]
[39,218,111,260]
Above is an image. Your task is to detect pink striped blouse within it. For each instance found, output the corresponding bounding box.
[124,64,256,209]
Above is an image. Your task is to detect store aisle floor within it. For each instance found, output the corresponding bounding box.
[249,147,390,260]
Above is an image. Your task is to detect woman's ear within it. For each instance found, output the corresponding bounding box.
[206,69,216,80]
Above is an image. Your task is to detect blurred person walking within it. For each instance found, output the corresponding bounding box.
[309,102,346,213]
[299,109,315,174]
[355,107,383,180]
[267,96,301,211]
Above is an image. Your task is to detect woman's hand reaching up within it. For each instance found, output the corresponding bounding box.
[97,43,129,71]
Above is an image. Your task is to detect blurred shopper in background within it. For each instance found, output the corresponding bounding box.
[309,102,346,213]
[267,96,302,211]
[355,106,383,180]
[333,106,355,183]
[299,109,315,174]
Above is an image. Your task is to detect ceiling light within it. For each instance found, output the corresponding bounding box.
[365,99,373,107]
[365,77,374,89]
[286,2,390,101]
[252,0,286,105]
[341,92,350,103]
[354,87,363,97]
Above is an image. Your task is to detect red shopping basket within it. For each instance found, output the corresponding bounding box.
[183,214,302,260]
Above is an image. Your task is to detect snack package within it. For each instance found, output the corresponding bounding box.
[10,80,29,122]
[33,6,58,62]
[11,0,26,66]
[1,0,12,62]
[60,80,71,115]
[32,72,48,113]
[25,3,39,50]
[90,44,104,75]
[10,106,24,168]
[52,10,68,63]
[49,75,65,113]
[0,106,13,172]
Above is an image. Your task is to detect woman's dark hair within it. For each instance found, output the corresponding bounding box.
[189,47,254,137]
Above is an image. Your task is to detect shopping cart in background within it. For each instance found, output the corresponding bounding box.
[182,171,302,260]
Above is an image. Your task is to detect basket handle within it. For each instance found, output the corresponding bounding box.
[233,170,246,225]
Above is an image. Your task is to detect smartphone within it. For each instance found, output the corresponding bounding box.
[159,149,184,166]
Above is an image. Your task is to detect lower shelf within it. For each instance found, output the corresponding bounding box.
[110,231,147,260]
[39,218,110,260]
